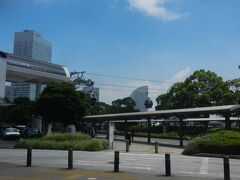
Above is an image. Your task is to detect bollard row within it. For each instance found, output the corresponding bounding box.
[25,148,231,179]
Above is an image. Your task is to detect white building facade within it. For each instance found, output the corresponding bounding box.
[130,86,148,112]
[0,53,7,103]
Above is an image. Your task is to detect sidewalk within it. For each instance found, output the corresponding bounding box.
[0,162,222,180]
[97,134,184,155]
[107,140,183,155]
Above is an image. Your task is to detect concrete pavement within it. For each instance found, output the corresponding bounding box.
[0,149,240,180]
[106,139,183,155]
[0,162,224,180]
[0,137,239,180]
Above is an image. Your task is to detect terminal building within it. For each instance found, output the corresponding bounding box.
[0,51,70,104]
[0,53,7,103]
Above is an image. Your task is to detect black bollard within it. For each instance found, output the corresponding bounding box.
[27,147,32,167]
[114,151,119,172]
[165,153,171,176]
[223,156,230,180]
[155,141,158,153]
[68,149,73,169]
[126,140,129,152]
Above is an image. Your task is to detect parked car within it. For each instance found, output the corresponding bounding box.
[2,128,21,140]
[15,125,27,136]
[22,127,42,138]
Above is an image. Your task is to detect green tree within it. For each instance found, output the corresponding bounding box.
[34,82,89,128]
[3,97,32,125]
[156,70,232,110]
[111,97,139,113]
[89,102,112,115]
[226,78,240,104]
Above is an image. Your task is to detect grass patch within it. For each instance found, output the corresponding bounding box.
[183,130,240,155]
[15,133,108,151]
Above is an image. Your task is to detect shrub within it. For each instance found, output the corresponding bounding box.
[41,133,90,141]
[183,130,240,155]
[15,133,108,151]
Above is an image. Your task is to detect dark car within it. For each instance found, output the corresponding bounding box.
[22,127,42,138]
[15,125,27,137]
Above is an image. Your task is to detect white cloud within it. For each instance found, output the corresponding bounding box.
[127,0,186,21]
[169,67,191,82]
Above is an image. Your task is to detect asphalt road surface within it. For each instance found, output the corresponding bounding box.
[0,149,240,180]
[0,139,17,148]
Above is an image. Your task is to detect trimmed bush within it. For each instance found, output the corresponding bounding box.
[41,133,90,141]
[183,130,240,155]
[15,133,108,151]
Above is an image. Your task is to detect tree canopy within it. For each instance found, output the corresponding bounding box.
[0,97,33,125]
[88,102,112,115]
[34,82,89,125]
[111,97,139,113]
[89,97,139,115]
[156,70,238,110]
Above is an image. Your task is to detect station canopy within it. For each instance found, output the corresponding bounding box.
[84,105,240,122]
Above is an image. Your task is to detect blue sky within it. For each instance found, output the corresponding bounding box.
[1,0,240,106]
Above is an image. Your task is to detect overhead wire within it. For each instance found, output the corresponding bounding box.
[95,83,169,91]
[86,72,176,84]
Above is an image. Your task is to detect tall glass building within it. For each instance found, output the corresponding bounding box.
[14,30,52,62]
[10,30,52,101]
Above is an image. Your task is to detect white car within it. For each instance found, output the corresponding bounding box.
[2,128,21,140]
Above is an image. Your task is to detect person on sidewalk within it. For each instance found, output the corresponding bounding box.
[130,128,135,142]
[126,130,131,145]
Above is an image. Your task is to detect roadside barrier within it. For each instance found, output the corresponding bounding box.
[68,149,73,169]
[26,147,32,167]
[23,148,235,179]
[155,141,158,153]
[165,153,171,176]
[114,151,120,172]
[223,156,230,180]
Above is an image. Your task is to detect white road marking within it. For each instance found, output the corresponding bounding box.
[199,158,208,174]
[74,161,151,170]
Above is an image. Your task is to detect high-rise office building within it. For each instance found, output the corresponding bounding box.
[14,30,52,62]
[10,30,52,101]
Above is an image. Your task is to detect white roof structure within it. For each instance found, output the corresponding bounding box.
[84,105,240,121]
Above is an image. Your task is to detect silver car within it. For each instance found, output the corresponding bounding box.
[2,128,20,140]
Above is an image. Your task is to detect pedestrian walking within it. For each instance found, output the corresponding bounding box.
[126,130,131,145]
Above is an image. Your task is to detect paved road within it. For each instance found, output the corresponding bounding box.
[0,139,16,148]
[0,149,239,179]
